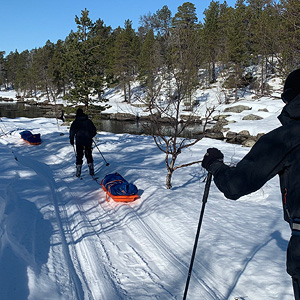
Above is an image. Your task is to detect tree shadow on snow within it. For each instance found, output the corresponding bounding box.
[224,230,288,300]
[172,171,206,191]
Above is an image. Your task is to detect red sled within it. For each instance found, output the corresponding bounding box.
[101,173,139,202]
[101,187,139,202]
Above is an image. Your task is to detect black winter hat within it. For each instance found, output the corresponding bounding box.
[281,68,300,103]
[76,108,84,116]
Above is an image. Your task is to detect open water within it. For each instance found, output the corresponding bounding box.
[0,102,203,138]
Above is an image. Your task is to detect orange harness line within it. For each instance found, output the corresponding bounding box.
[284,188,288,205]
[101,176,139,203]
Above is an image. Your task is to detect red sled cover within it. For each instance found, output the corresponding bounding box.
[20,131,42,145]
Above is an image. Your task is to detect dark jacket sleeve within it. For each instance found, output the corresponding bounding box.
[69,121,76,144]
[209,126,293,200]
[89,120,97,138]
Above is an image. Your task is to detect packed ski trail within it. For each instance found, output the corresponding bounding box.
[0,117,294,299]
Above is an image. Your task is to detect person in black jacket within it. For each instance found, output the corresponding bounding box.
[202,68,300,300]
[69,108,97,177]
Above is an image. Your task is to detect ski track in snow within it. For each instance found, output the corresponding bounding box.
[120,203,224,300]
[15,145,126,299]
[10,149,85,300]
[2,131,182,299]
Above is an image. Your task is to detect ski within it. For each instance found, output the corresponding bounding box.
[75,174,99,181]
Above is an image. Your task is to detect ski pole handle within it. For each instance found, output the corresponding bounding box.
[202,172,212,204]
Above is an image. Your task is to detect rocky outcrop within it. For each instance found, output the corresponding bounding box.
[206,112,266,147]
[225,130,264,146]
[224,105,252,113]
[0,96,14,102]
[242,114,263,121]
[180,115,202,123]
[109,113,137,121]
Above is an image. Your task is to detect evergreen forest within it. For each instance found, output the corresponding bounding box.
[0,0,299,111]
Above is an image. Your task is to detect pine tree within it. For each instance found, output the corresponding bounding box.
[138,5,172,66]
[32,41,55,101]
[247,0,279,95]
[89,19,112,101]
[113,20,140,102]
[0,51,5,89]
[202,1,222,83]
[154,5,172,37]
[63,9,110,111]
[217,2,233,65]
[66,8,94,108]
[49,39,69,97]
[103,27,120,85]
[138,5,172,37]
[224,0,250,101]
[172,2,198,29]
[26,49,39,97]
[14,50,33,97]
[4,51,19,90]
[276,0,300,73]
[138,29,161,98]
[170,2,200,99]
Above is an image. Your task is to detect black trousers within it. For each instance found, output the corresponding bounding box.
[292,277,300,300]
[287,235,300,299]
[76,145,93,165]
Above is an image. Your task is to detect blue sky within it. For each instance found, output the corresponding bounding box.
[1,0,236,55]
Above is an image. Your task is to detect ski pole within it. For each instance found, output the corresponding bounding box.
[0,118,7,136]
[93,139,110,166]
[183,172,212,300]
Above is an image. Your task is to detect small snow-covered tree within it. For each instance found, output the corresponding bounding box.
[146,92,214,189]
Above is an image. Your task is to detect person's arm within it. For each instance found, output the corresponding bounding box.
[90,120,97,138]
[69,122,76,145]
[208,128,289,200]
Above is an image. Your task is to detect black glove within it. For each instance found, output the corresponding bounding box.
[202,148,224,170]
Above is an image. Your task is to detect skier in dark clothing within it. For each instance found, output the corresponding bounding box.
[69,108,97,177]
[202,68,300,300]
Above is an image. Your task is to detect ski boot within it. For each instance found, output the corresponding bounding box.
[76,165,82,177]
[88,163,94,176]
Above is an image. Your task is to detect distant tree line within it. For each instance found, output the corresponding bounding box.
[0,0,300,110]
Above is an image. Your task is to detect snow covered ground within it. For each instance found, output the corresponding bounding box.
[0,71,295,300]
[0,111,294,299]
